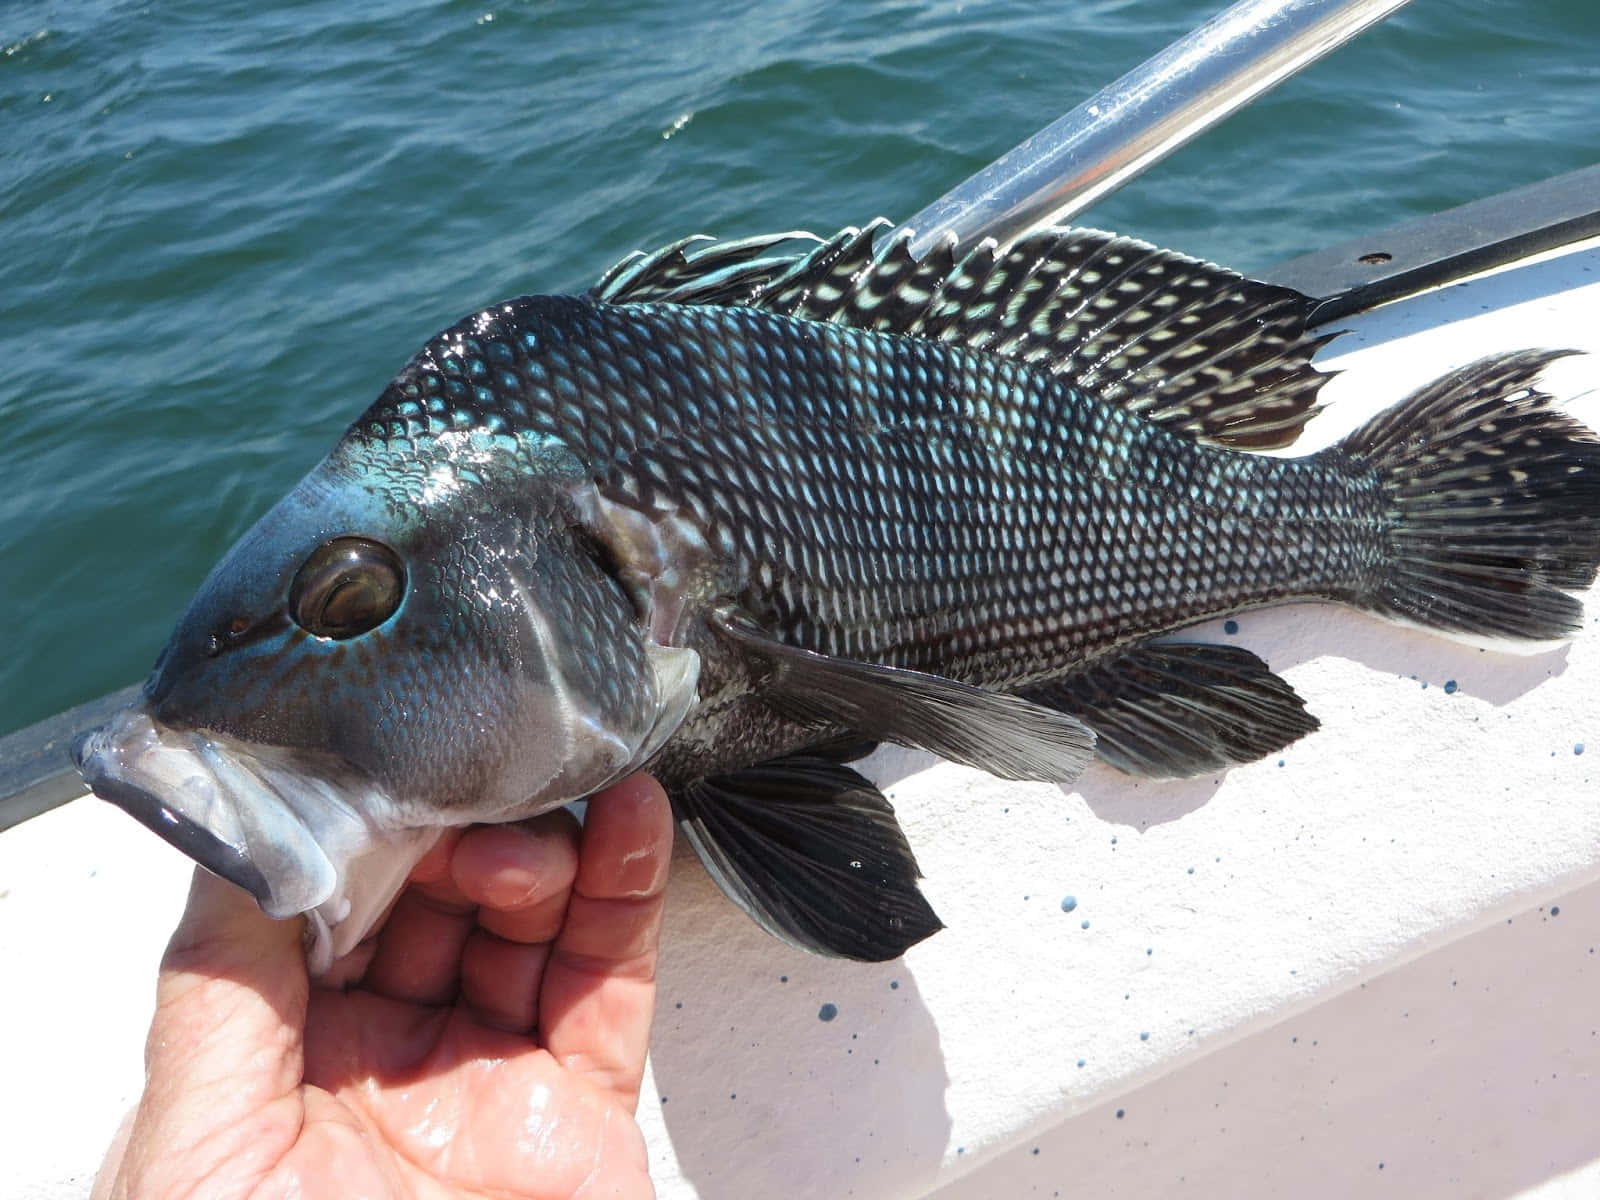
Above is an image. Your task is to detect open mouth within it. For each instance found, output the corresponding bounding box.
[73,707,341,917]
[72,706,438,973]
[78,750,277,908]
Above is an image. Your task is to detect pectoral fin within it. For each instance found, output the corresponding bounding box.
[1023,642,1318,778]
[713,609,1095,783]
[674,755,943,961]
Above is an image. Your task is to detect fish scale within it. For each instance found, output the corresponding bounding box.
[366,295,1377,697]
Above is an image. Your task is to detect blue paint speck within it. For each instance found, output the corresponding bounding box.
[890,980,899,990]
[1110,836,1118,844]
[1140,1031,1150,1041]
[818,1003,838,1022]
[1115,1108,1125,1119]
[1077,1058,1086,1068]
[1576,743,1585,756]
[1187,866,1195,875]
[1081,919,1091,929]
[1060,895,1078,913]
[1224,619,1239,635]
[1551,906,1561,917]
[1444,680,1458,694]
[1146,948,1154,956]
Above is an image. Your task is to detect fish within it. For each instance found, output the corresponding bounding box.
[73,220,1600,970]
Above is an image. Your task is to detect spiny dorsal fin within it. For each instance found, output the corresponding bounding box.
[589,230,825,306]
[591,221,1333,450]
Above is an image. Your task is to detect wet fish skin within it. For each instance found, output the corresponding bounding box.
[146,433,660,819]
[72,224,1600,967]
[76,398,686,957]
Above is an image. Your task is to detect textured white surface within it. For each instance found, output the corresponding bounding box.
[929,878,1600,1200]
[0,802,190,1200]
[3,236,1598,1199]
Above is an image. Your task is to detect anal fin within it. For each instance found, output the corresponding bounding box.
[675,756,942,961]
[1023,642,1318,779]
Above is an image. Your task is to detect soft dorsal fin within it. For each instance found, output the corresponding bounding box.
[591,221,1333,450]
[713,609,1095,784]
[674,755,942,961]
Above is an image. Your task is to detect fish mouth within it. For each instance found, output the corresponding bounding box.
[80,750,276,907]
[72,706,347,918]
[72,706,436,972]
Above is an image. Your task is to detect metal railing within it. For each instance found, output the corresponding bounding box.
[904,0,1413,254]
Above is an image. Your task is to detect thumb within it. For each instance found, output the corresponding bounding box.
[151,866,309,1093]
[109,868,310,1193]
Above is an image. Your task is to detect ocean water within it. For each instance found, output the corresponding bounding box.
[1,0,1597,737]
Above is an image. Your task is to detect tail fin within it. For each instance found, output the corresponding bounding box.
[1336,349,1600,642]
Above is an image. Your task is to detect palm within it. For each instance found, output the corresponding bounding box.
[293,990,649,1198]
[97,777,670,1200]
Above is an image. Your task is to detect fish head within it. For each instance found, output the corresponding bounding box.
[75,404,697,967]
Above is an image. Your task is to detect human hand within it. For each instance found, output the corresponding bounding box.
[94,773,673,1200]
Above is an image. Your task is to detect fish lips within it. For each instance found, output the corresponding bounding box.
[79,751,274,905]
[71,706,344,921]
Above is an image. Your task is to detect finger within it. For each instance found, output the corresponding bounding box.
[407,825,465,889]
[453,809,582,939]
[453,810,581,1033]
[90,1105,137,1200]
[318,830,466,990]
[116,869,308,1193]
[458,932,553,1036]
[539,774,673,1109]
[359,879,478,1007]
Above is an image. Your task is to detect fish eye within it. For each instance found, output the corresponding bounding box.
[289,536,406,640]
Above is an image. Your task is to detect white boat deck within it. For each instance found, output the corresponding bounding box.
[4,234,1599,1200]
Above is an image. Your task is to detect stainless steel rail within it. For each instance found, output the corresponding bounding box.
[904,0,1413,256]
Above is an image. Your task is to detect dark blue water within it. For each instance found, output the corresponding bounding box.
[2,0,1597,736]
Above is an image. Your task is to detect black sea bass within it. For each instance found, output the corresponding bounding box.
[74,223,1600,969]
